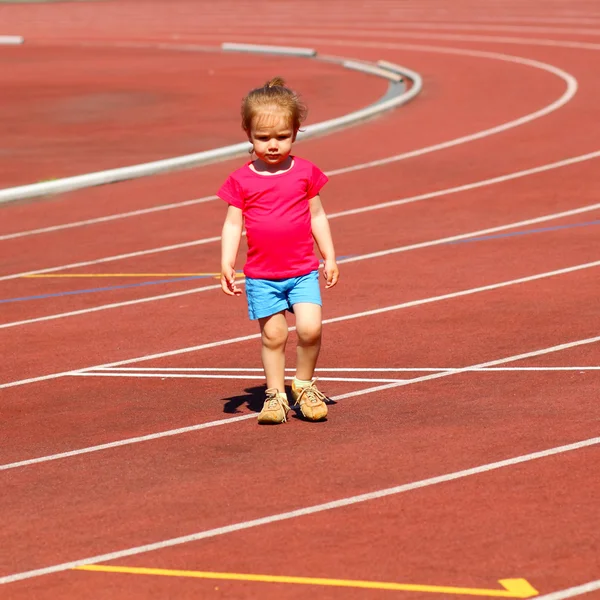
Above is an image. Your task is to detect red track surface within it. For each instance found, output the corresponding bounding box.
[1,1,599,599]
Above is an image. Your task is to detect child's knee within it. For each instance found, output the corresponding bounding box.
[297,322,322,346]
[262,320,288,349]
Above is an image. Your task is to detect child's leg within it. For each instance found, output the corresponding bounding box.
[292,302,322,380]
[258,310,288,392]
[290,302,327,420]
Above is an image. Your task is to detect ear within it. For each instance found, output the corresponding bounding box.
[292,128,299,142]
[245,129,254,154]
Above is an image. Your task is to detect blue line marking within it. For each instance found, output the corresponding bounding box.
[1,255,358,304]
[448,219,600,244]
[0,276,210,304]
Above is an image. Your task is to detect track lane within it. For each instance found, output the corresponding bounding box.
[1,379,597,586]
[44,449,598,600]
[2,256,599,464]
[1,184,599,381]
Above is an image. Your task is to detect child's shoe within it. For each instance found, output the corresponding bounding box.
[257,388,290,424]
[291,378,328,421]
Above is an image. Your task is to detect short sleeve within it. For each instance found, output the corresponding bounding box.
[217,175,244,209]
[306,163,328,199]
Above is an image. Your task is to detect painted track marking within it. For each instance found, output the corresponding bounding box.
[83,366,600,373]
[74,565,539,597]
[1,436,597,584]
[0,195,219,242]
[72,372,408,383]
[3,330,599,471]
[3,256,600,388]
[214,28,600,51]
[534,580,600,600]
[3,152,600,329]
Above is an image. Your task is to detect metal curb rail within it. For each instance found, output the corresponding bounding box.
[0,35,23,45]
[0,41,422,204]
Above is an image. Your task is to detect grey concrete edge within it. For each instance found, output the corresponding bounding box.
[0,43,423,204]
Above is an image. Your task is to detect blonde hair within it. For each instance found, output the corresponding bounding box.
[241,77,307,133]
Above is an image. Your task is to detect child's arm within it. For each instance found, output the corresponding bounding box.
[220,205,243,296]
[309,194,339,289]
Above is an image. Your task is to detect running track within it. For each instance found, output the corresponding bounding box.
[1,1,599,599]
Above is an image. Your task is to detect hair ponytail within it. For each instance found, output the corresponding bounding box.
[266,76,286,88]
[241,77,307,133]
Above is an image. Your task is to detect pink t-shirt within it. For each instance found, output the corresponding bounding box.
[218,156,328,279]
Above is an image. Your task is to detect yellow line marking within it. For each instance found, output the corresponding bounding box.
[74,565,538,597]
[23,273,222,278]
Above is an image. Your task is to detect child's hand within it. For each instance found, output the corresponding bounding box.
[220,266,242,296]
[323,259,339,289]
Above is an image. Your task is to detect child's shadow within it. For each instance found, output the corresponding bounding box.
[223,385,266,414]
[222,384,337,418]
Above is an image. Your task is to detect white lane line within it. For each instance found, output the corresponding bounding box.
[249,27,600,51]
[0,41,578,243]
[455,367,600,371]
[0,196,219,241]
[71,373,406,383]
[3,145,598,268]
[2,331,600,472]
[1,435,598,584]
[0,236,221,282]
[3,257,600,389]
[534,580,600,600]
[318,21,600,35]
[0,413,259,471]
[2,154,600,331]
[88,366,600,372]
[5,147,600,286]
[0,281,223,330]
[0,381,404,471]
[367,29,600,51]
[188,16,600,26]
[327,151,600,218]
[210,18,600,35]
[321,43,578,176]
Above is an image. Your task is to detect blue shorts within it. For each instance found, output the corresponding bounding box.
[245,270,322,320]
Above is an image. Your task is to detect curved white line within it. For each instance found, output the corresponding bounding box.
[0,48,419,203]
[0,42,577,243]
[535,580,600,600]
[414,22,600,35]
[252,27,600,51]
[321,42,578,176]
[191,19,600,36]
[298,21,600,36]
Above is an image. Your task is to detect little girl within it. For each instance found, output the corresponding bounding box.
[218,77,339,424]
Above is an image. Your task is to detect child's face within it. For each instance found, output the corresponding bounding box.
[248,108,296,167]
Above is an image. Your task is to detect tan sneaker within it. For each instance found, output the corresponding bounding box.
[257,388,290,424]
[291,379,328,421]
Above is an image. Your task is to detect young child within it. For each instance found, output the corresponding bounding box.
[218,77,339,424]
